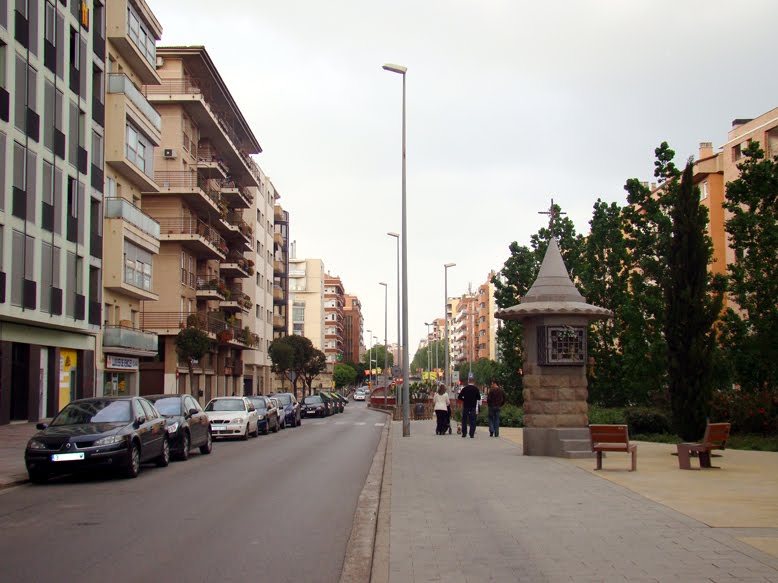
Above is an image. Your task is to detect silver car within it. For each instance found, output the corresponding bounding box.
[204,397,259,440]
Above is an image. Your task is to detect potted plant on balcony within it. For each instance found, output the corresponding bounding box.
[217,329,233,344]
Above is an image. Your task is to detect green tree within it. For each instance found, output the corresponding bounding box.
[268,338,296,391]
[720,141,778,392]
[665,160,724,440]
[301,349,327,394]
[175,323,211,385]
[343,360,366,385]
[362,344,393,372]
[269,335,325,396]
[456,359,498,386]
[410,340,446,380]
[333,362,357,388]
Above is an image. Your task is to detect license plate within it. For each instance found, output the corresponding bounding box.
[308,409,316,413]
[52,453,85,462]
[211,425,226,431]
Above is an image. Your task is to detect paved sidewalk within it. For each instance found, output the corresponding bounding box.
[0,421,44,488]
[388,419,778,583]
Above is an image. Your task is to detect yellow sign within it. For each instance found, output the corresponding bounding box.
[59,350,78,410]
[80,1,90,30]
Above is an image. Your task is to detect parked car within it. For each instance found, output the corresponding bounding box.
[268,397,285,429]
[353,389,366,401]
[247,396,280,434]
[205,397,259,440]
[302,395,328,417]
[146,394,213,460]
[25,397,170,482]
[271,392,301,427]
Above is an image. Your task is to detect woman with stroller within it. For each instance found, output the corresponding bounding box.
[434,385,451,435]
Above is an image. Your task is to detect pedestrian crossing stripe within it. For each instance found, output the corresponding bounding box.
[374,422,385,426]
[355,422,366,426]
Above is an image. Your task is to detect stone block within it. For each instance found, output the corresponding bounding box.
[523,414,536,428]
[542,401,562,415]
[530,415,558,428]
[523,401,540,414]
[557,402,581,415]
[523,375,540,389]
[572,401,588,414]
[534,388,555,401]
[539,376,558,388]
[556,414,588,428]
[557,388,576,401]
[574,388,589,401]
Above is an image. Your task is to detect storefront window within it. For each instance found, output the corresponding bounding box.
[104,371,131,396]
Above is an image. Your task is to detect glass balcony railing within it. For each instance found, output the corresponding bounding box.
[104,197,160,239]
[108,73,162,131]
[103,325,159,352]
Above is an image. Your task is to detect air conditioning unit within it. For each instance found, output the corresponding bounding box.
[163,148,177,159]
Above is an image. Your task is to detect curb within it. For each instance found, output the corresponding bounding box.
[339,410,392,583]
[0,475,29,491]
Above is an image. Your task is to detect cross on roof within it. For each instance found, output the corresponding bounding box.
[538,197,566,230]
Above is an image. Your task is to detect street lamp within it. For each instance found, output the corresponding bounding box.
[366,328,372,388]
[425,322,432,386]
[387,232,400,374]
[383,62,410,437]
[444,263,456,392]
[379,282,388,389]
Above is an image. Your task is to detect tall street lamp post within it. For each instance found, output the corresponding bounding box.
[444,263,456,392]
[382,62,410,436]
[387,232,400,378]
[424,322,432,385]
[379,282,388,387]
[366,328,372,388]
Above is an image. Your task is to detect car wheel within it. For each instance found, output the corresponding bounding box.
[199,431,213,455]
[178,432,190,461]
[28,469,49,484]
[272,418,279,433]
[251,422,259,438]
[241,424,249,441]
[156,437,170,467]
[124,442,141,479]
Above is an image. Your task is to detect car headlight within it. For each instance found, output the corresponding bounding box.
[232,417,243,425]
[94,435,124,447]
[166,422,180,434]
[27,439,46,450]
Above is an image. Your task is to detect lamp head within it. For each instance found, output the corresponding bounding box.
[444,262,456,268]
[379,282,387,287]
[387,232,399,238]
[382,63,407,75]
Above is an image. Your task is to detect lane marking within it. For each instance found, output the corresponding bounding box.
[374,423,385,426]
[355,422,366,426]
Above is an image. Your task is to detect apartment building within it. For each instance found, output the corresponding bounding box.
[288,257,325,351]
[323,274,345,368]
[452,295,476,366]
[137,46,266,402]
[100,0,161,398]
[272,201,289,341]
[343,293,363,365]
[475,272,497,361]
[0,0,104,424]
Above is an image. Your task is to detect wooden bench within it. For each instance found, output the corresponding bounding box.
[589,424,637,471]
[676,422,731,470]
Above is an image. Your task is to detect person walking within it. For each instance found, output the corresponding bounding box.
[433,385,450,435]
[457,374,481,439]
[486,380,507,437]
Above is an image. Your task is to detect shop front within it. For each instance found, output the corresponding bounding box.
[103,355,140,397]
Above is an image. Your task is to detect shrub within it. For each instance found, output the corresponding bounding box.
[624,408,671,435]
[710,388,778,435]
[453,404,523,428]
[587,406,626,425]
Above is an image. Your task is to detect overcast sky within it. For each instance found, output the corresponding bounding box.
[150,0,778,355]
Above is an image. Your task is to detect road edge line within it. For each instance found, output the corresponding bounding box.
[339,409,392,583]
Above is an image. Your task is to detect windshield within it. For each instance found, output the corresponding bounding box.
[274,394,292,406]
[51,400,132,426]
[149,397,182,417]
[304,396,323,404]
[205,399,245,412]
[247,398,267,411]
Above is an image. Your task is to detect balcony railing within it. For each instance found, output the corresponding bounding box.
[196,276,227,297]
[140,311,260,348]
[104,197,160,239]
[156,217,228,255]
[107,73,162,131]
[154,170,222,207]
[104,325,159,352]
[226,212,253,239]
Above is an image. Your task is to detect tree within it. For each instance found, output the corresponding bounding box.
[665,160,723,441]
[269,338,296,391]
[721,141,778,392]
[344,360,366,385]
[175,324,211,389]
[301,349,327,394]
[269,335,326,396]
[333,362,357,388]
[410,340,446,379]
[456,358,498,386]
[362,344,393,373]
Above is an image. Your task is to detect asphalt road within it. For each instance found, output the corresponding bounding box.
[0,401,386,583]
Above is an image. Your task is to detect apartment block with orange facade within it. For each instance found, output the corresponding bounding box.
[136,46,267,402]
[343,294,363,366]
[475,272,497,361]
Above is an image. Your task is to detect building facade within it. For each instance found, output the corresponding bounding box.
[323,274,345,368]
[137,46,265,402]
[288,257,325,350]
[0,0,105,424]
[272,201,289,341]
[343,293,362,365]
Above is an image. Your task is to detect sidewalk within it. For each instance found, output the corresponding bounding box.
[0,421,44,488]
[386,419,778,583]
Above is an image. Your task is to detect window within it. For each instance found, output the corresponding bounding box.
[91,131,103,167]
[44,1,55,45]
[126,4,156,66]
[11,230,26,306]
[14,55,26,131]
[180,250,195,288]
[68,99,78,164]
[124,241,153,291]
[125,122,152,176]
[105,176,116,197]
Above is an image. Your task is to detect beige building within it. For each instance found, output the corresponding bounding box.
[323,274,345,368]
[136,46,268,402]
[288,257,325,350]
[101,0,163,398]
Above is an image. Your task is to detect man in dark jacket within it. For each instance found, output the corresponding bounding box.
[486,380,507,437]
[457,374,481,439]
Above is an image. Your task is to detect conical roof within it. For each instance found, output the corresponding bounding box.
[495,239,612,321]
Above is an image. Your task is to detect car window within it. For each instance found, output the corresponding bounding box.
[304,396,323,404]
[51,400,132,425]
[132,399,145,420]
[184,396,201,413]
[246,401,255,412]
[139,399,157,420]
[151,397,182,417]
[274,394,292,406]
[205,399,245,412]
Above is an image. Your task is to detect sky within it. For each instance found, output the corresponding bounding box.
[149,0,778,355]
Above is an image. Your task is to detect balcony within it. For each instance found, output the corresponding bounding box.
[103,325,159,357]
[273,286,285,303]
[107,73,162,132]
[195,276,226,301]
[223,358,244,377]
[273,231,284,247]
[274,206,288,223]
[220,211,253,252]
[273,315,286,330]
[273,260,287,276]
[196,141,229,179]
[220,290,252,314]
[220,181,252,208]
[152,171,221,216]
[140,311,258,348]
[220,253,252,279]
[105,94,160,193]
[157,217,228,260]
[106,0,162,85]
[142,78,259,187]
[104,197,161,240]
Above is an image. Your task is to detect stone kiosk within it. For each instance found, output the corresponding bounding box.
[495,239,612,458]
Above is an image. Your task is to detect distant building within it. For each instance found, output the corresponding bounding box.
[288,257,325,351]
[323,274,345,368]
[272,202,289,340]
[343,294,363,365]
